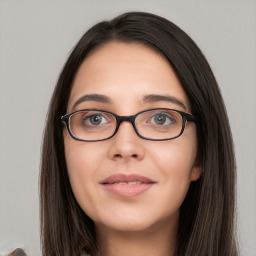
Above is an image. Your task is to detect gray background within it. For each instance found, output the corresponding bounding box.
[0,0,255,255]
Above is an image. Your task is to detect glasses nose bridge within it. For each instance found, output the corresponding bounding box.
[119,114,135,121]
[116,114,137,131]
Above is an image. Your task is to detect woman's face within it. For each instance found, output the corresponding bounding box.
[64,42,201,233]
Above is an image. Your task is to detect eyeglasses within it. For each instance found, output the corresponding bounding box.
[61,108,199,142]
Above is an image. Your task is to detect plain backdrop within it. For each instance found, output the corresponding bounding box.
[0,0,255,255]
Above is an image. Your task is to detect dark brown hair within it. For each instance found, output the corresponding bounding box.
[40,12,238,256]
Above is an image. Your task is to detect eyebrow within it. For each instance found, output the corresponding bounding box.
[143,94,187,110]
[72,94,112,110]
[71,93,187,111]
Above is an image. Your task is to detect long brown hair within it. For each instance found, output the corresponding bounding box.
[40,12,238,256]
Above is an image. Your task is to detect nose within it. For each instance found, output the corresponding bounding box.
[108,121,145,161]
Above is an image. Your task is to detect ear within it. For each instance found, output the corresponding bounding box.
[190,163,202,181]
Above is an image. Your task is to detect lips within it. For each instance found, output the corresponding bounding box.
[100,174,156,197]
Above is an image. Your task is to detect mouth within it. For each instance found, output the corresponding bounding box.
[100,174,156,197]
[106,181,144,185]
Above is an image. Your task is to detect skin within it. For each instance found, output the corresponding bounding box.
[64,42,201,256]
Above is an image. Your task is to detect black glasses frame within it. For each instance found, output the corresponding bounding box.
[61,108,199,142]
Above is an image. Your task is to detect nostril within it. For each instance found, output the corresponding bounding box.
[113,153,138,159]
[114,154,122,158]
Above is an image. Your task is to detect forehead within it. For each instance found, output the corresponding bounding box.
[68,41,190,112]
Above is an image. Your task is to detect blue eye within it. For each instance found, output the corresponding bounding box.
[152,113,173,125]
[90,115,104,125]
[83,114,107,126]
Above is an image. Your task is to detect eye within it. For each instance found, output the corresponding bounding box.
[82,113,107,126]
[151,113,174,125]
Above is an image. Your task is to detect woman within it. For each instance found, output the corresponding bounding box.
[40,12,238,256]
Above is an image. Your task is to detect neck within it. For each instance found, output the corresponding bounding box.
[95,219,178,256]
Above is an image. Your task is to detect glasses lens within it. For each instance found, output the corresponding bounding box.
[69,110,116,141]
[135,109,183,140]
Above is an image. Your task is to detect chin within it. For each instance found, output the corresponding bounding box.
[97,218,155,233]
[94,209,176,233]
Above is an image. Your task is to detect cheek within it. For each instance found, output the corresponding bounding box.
[149,137,197,177]
[64,128,105,177]
[147,136,198,201]
[64,137,104,211]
